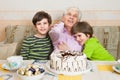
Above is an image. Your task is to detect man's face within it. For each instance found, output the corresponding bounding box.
[62,9,79,29]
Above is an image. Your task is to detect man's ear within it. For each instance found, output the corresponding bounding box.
[61,16,64,22]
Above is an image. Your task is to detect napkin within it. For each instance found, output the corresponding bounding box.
[97,65,113,71]
[0,64,8,72]
[58,74,82,80]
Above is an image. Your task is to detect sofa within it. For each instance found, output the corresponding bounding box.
[0,25,120,60]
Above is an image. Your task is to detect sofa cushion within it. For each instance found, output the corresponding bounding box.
[0,43,18,60]
[93,26,120,59]
[4,25,36,55]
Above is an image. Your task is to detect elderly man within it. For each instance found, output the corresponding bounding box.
[49,7,82,51]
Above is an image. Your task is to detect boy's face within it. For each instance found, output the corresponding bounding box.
[35,18,50,35]
[73,32,89,46]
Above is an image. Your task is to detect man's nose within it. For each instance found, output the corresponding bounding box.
[69,15,74,19]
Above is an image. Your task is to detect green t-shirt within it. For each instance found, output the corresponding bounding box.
[83,37,115,61]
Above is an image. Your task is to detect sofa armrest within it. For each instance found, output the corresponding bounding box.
[0,41,5,44]
[0,42,18,60]
[4,25,36,55]
[93,26,120,60]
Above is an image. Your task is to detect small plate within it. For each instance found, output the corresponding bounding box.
[45,61,92,75]
[112,64,120,73]
[2,63,23,71]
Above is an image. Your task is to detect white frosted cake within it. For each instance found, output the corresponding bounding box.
[50,50,88,72]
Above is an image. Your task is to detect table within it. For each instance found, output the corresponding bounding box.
[0,60,120,80]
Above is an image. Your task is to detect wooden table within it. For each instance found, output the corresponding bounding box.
[0,60,120,80]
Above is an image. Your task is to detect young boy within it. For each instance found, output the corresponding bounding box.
[21,11,53,60]
[71,21,115,61]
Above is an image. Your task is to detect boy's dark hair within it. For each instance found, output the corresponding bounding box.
[71,21,93,37]
[32,11,52,25]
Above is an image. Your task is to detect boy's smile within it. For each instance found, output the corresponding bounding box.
[35,18,50,37]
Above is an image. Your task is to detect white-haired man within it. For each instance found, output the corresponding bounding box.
[49,7,82,51]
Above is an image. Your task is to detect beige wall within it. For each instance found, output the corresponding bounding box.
[0,0,120,41]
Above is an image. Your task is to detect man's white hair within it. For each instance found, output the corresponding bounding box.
[63,7,82,21]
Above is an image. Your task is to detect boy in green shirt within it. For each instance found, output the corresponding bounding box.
[71,21,115,61]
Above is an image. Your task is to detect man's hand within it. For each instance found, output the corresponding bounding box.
[58,42,70,51]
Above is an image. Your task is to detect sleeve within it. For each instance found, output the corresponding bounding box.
[49,22,64,42]
[21,38,30,60]
[83,42,96,59]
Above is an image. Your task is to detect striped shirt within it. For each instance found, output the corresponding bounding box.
[21,35,53,60]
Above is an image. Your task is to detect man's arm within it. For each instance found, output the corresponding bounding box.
[49,22,64,42]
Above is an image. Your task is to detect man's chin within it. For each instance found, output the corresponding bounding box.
[69,23,74,26]
[66,22,73,26]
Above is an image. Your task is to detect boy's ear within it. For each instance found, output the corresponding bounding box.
[87,34,90,38]
[34,25,37,28]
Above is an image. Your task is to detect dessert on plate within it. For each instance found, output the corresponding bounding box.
[50,50,90,72]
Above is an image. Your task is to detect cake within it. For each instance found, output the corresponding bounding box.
[50,50,88,72]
